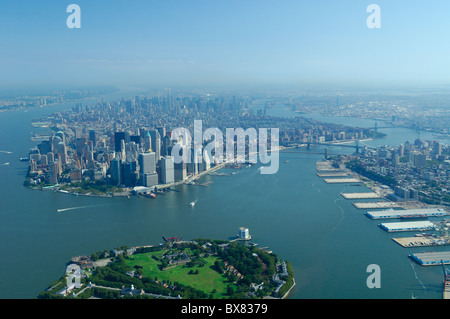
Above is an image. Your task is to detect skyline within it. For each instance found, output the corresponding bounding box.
[2,1,450,90]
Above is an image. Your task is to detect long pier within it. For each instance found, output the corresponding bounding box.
[392,236,449,248]
[341,192,381,199]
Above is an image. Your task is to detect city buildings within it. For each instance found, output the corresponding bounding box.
[24,93,381,193]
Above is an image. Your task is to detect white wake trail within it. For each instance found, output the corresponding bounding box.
[409,260,426,290]
[57,204,108,213]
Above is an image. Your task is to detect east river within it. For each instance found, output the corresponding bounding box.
[1,93,450,299]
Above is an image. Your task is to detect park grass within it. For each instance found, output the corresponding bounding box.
[125,251,232,298]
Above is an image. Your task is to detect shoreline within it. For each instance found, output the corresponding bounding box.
[40,238,294,300]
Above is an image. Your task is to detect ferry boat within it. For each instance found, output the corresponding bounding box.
[142,192,156,199]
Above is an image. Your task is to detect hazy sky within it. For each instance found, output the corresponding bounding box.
[1,1,450,90]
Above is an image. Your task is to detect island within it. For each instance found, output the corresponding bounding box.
[38,238,295,299]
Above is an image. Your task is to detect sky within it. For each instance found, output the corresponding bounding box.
[1,0,450,91]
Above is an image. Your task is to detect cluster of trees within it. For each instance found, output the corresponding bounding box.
[40,239,291,299]
[217,244,278,290]
[90,245,131,261]
[64,180,122,195]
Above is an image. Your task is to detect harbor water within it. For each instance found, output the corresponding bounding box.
[0,98,449,299]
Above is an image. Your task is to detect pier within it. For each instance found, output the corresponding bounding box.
[352,202,398,209]
[323,178,361,184]
[410,251,450,266]
[392,236,449,248]
[365,208,448,219]
[317,172,348,177]
[341,192,381,199]
[379,221,436,232]
[316,161,341,172]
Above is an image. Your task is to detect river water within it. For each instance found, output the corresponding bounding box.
[0,95,449,299]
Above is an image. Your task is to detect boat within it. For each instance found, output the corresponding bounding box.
[143,192,156,199]
[19,157,29,161]
[189,201,195,207]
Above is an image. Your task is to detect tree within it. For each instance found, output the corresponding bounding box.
[213,260,225,273]
[226,285,234,296]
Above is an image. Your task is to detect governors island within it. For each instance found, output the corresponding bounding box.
[38,235,295,300]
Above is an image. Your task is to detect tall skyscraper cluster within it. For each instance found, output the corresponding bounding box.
[27,122,189,190]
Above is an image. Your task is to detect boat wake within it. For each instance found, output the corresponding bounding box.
[326,201,345,238]
[57,204,107,213]
[409,260,426,290]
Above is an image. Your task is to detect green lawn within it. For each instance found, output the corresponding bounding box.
[125,251,232,298]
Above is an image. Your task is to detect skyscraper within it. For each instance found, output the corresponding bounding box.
[48,161,59,184]
[143,130,152,152]
[114,131,129,153]
[174,162,187,181]
[414,154,426,168]
[111,158,122,186]
[89,129,97,148]
[161,156,174,184]
[150,130,161,161]
[138,152,158,187]
[122,160,138,187]
[157,126,166,139]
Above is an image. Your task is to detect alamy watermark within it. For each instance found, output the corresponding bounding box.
[367,4,381,29]
[66,4,81,29]
[66,264,82,288]
[366,264,381,289]
[67,4,381,30]
[170,120,280,175]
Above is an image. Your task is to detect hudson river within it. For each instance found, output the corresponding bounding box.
[1,95,449,299]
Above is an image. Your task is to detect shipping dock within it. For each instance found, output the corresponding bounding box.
[353,202,398,209]
[392,236,449,248]
[317,172,348,177]
[409,251,450,266]
[379,221,436,232]
[341,192,381,199]
[323,178,360,184]
[365,208,448,220]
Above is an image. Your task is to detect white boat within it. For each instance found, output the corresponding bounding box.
[189,201,195,207]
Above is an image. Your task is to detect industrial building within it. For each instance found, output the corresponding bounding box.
[366,208,448,220]
[379,221,436,232]
[410,251,450,266]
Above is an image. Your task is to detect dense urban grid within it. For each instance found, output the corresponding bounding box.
[288,90,450,135]
[23,92,379,196]
[342,138,450,206]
